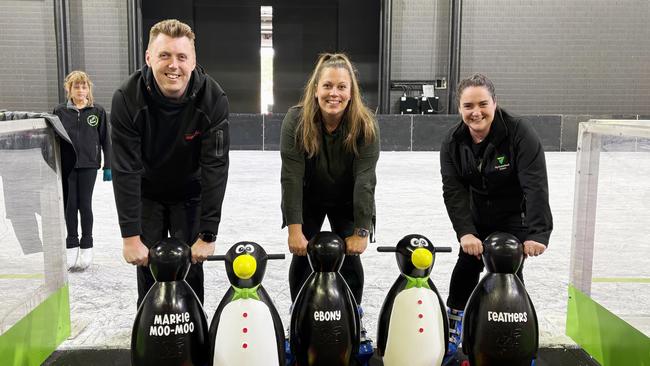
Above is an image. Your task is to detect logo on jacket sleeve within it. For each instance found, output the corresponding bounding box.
[87,115,99,127]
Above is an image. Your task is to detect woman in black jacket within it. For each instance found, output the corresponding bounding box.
[53,71,111,271]
[439,73,553,359]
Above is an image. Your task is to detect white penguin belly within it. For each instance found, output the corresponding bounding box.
[213,299,279,366]
[383,287,445,366]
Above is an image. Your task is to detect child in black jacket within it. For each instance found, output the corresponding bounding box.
[53,71,111,271]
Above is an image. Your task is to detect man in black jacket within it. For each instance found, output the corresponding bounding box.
[110,19,229,305]
[440,73,552,361]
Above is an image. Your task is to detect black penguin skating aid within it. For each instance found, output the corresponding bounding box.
[131,238,209,366]
[462,232,539,366]
[289,232,360,366]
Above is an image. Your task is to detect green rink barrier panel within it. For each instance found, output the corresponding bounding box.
[0,285,71,366]
[567,284,650,366]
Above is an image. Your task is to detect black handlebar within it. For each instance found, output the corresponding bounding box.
[206,254,286,261]
[377,246,396,252]
[377,246,453,253]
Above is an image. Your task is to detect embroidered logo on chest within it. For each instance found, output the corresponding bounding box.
[87,115,99,127]
[494,155,510,171]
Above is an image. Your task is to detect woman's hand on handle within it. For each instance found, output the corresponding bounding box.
[288,224,308,256]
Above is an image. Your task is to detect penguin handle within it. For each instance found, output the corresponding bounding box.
[267,254,286,260]
[377,246,396,252]
[206,255,226,261]
[435,246,453,253]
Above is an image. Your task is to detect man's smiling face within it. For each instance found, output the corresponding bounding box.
[145,34,196,100]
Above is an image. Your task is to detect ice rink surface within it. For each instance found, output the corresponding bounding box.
[6,150,649,350]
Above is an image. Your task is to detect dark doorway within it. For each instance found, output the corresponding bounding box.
[140,0,380,113]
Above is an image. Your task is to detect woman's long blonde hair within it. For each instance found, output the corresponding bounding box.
[64,70,94,106]
[297,53,376,157]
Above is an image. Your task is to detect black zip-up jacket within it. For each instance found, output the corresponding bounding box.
[110,65,230,238]
[53,101,111,170]
[440,107,553,245]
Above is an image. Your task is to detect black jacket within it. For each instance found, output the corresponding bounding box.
[440,107,553,245]
[53,102,111,171]
[110,65,229,238]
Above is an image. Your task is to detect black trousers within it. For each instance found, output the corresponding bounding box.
[136,197,204,307]
[446,225,527,310]
[63,168,97,249]
[289,203,365,304]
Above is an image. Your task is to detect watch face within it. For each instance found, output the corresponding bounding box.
[356,229,369,238]
[200,232,216,242]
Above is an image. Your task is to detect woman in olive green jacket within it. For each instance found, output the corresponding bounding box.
[280,53,380,304]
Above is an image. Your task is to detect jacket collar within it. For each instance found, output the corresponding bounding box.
[66,99,92,111]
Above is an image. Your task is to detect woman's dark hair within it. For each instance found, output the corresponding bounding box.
[456,73,496,106]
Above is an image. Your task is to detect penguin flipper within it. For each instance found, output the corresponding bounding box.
[429,279,450,354]
[462,278,484,356]
[376,278,405,356]
[289,275,315,358]
[209,287,235,361]
[258,285,286,365]
[526,291,540,357]
[343,280,361,355]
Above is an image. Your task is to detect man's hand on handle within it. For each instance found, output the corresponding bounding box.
[123,236,149,266]
[191,238,216,264]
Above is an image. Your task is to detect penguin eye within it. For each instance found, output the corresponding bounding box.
[410,238,419,247]
[245,244,255,253]
[235,245,246,254]
[419,238,428,247]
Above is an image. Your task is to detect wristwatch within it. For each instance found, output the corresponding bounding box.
[355,228,369,238]
[198,231,217,243]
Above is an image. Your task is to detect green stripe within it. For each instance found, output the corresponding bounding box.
[566,284,650,366]
[592,277,650,283]
[0,274,44,279]
[0,284,70,366]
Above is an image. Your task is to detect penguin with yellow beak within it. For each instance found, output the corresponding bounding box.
[376,234,452,366]
[207,242,285,366]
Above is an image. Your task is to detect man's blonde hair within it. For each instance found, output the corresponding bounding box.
[148,19,195,48]
[64,70,94,106]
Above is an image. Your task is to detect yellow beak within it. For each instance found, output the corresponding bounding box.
[411,248,433,270]
[233,254,257,279]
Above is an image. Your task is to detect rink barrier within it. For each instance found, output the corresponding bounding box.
[0,115,70,366]
[0,285,70,365]
[567,119,650,366]
[226,113,650,152]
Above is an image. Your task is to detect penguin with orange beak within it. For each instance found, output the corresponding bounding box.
[376,234,452,366]
[207,242,285,366]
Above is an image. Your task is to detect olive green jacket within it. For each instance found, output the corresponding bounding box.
[280,106,380,230]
